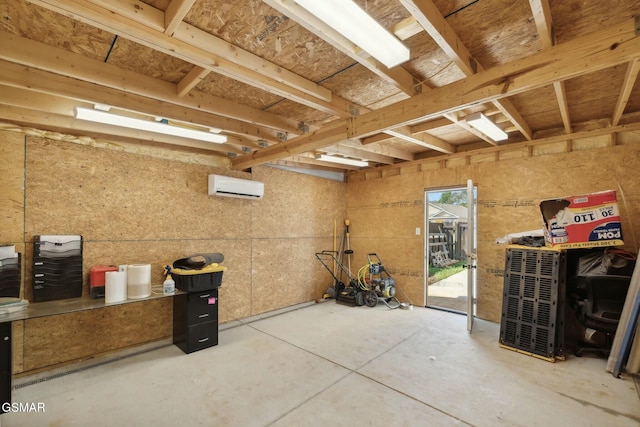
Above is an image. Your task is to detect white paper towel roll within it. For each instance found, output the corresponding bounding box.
[127,264,151,299]
[105,271,127,304]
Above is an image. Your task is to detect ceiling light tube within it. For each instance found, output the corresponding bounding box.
[317,154,368,167]
[296,0,409,68]
[75,107,227,144]
[465,112,508,142]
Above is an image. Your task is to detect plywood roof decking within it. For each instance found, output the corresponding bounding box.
[0,0,639,172]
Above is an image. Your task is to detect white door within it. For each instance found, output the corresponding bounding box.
[466,179,477,332]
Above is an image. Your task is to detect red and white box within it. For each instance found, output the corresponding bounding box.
[539,190,624,249]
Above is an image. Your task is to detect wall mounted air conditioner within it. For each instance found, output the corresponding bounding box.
[207,174,264,200]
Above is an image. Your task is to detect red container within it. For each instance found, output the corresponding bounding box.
[89,266,118,298]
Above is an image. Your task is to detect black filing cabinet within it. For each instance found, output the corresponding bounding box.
[173,289,219,354]
[1,322,10,414]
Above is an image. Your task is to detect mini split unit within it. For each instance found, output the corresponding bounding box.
[207,175,264,200]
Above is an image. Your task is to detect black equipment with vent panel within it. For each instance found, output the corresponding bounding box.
[499,246,566,361]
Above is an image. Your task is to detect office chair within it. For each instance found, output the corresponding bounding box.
[574,275,631,357]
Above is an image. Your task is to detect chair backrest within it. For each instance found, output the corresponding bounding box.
[585,275,631,323]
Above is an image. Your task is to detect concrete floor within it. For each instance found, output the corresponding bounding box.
[2,302,639,426]
[428,269,468,312]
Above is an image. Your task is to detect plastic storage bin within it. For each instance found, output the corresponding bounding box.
[172,263,225,292]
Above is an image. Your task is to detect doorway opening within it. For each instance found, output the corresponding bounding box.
[424,184,477,319]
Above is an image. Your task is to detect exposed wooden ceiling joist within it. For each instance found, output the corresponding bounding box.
[164,0,197,36]
[0,102,239,154]
[26,0,360,117]
[612,59,640,126]
[384,127,455,153]
[529,0,572,134]
[321,144,397,165]
[0,60,285,145]
[3,0,638,175]
[399,0,533,141]
[0,31,299,137]
[263,0,419,96]
[0,32,308,142]
[231,17,640,169]
[342,139,416,162]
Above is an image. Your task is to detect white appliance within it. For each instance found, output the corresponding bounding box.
[207,175,264,200]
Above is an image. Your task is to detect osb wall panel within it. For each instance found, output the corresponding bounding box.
[348,172,425,306]
[251,237,333,315]
[22,298,172,372]
[6,135,347,374]
[347,142,640,323]
[25,136,251,241]
[0,130,24,243]
[249,166,346,315]
[251,166,347,239]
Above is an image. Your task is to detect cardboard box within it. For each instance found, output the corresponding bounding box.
[539,190,623,249]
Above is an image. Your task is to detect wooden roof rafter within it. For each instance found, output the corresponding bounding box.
[263,0,483,154]
[399,0,533,141]
[231,17,640,169]
[262,0,420,96]
[529,0,572,134]
[26,0,361,118]
[612,59,640,126]
[0,32,299,140]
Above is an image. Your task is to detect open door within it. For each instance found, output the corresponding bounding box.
[466,179,477,332]
[424,184,476,321]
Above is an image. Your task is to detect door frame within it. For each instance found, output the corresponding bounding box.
[423,183,477,328]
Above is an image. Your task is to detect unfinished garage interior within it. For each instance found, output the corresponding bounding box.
[1,0,640,425]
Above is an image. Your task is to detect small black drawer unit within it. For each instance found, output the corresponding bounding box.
[173,289,219,354]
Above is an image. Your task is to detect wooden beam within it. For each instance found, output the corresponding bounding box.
[394,16,422,41]
[350,120,640,178]
[263,0,419,96]
[231,18,640,169]
[27,0,356,117]
[528,0,554,48]
[529,0,572,134]
[553,81,572,133]
[93,0,331,102]
[341,139,415,162]
[0,103,239,154]
[612,59,640,126]
[442,113,496,146]
[164,0,197,36]
[400,0,533,140]
[399,0,476,74]
[409,118,453,133]
[0,61,286,143]
[321,144,396,165]
[384,127,455,154]
[270,157,350,173]
[0,84,258,153]
[361,117,453,145]
[0,32,299,136]
[176,66,210,97]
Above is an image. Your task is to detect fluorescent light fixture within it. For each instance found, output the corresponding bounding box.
[465,112,508,142]
[75,107,227,144]
[296,0,409,68]
[317,154,368,167]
